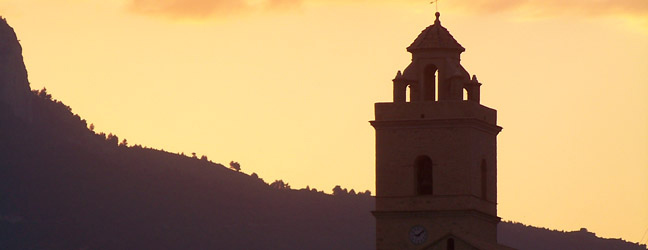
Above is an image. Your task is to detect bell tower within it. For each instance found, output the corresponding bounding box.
[371,13,512,250]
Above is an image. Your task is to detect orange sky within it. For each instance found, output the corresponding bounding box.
[1,0,647,244]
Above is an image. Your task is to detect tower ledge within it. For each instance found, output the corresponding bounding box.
[373,101,498,126]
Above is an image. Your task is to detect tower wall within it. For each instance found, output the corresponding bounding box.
[372,101,501,248]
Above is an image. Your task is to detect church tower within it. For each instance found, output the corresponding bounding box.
[371,13,513,250]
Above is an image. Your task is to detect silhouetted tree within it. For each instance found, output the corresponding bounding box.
[106,133,118,145]
[89,123,94,132]
[119,139,128,147]
[251,172,259,179]
[191,152,197,158]
[270,180,290,190]
[36,87,52,100]
[359,190,372,196]
[229,161,241,171]
[200,155,208,161]
[332,185,345,196]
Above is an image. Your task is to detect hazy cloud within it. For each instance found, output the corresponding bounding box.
[450,0,648,18]
[266,0,303,10]
[128,0,302,18]
[128,0,647,21]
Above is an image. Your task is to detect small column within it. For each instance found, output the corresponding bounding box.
[467,75,481,103]
[393,71,407,103]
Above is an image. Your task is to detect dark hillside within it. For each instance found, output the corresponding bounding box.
[0,97,375,249]
[499,222,647,250]
[0,92,375,250]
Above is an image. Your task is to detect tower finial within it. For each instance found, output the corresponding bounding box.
[430,0,441,24]
[431,0,441,14]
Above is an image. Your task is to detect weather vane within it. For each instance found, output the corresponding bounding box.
[430,0,441,12]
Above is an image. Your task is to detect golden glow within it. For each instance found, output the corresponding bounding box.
[1,0,647,244]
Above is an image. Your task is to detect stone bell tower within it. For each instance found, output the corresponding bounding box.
[370,13,513,250]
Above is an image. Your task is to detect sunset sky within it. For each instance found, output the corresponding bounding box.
[1,0,647,244]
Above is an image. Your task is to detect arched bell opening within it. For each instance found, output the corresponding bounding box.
[406,84,411,102]
[423,65,438,101]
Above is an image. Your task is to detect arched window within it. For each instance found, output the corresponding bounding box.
[481,159,487,200]
[447,238,455,250]
[416,156,433,195]
[423,65,438,101]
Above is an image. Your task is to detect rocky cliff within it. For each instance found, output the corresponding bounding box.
[0,17,32,121]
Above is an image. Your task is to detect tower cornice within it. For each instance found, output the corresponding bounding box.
[370,118,502,135]
[373,101,499,127]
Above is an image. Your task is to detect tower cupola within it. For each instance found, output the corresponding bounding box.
[393,12,481,103]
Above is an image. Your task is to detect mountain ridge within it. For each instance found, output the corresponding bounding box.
[0,17,32,122]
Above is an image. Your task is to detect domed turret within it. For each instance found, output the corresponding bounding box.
[393,12,480,103]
